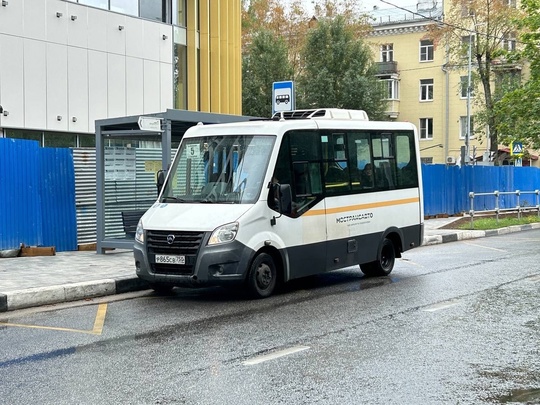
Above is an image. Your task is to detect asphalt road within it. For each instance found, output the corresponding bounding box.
[1,231,539,404]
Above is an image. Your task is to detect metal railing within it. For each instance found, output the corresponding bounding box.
[468,190,540,228]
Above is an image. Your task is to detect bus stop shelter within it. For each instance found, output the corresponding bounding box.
[95,109,254,254]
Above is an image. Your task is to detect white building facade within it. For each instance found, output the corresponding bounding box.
[0,0,241,147]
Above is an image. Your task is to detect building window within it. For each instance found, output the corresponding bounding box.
[460,116,475,139]
[174,43,187,109]
[419,118,433,139]
[495,70,521,91]
[110,0,138,17]
[421,157,433,164]
[73,0,171,23]
[79,135,96,147]
[6,129,95,148]
[380,77,399,100]
[44,133,77,148]
[420,40,434,61]
[420,79,434,101]
[5,129,42,144]
[173,0,187,26]
[381,44,393,62]
[78,0,108,9]
[461,2,474,17]
[461,35,475,58]
[503,32,517,52]
[460,76,475,98]
[140,0,165,22]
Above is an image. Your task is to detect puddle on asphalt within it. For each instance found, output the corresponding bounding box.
[498,388,540,403]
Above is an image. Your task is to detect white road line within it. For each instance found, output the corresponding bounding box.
[399,258,423,267]
[462,241,507,252]
[423,301,460,312]
[243,346,310,366]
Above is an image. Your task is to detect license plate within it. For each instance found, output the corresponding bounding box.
[155,254,185,265]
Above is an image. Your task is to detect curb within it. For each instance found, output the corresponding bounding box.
[422,222,540,247]
[0,277,148,313]
[2,223,539,313]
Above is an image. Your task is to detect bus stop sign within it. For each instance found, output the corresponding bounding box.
[272,81,295,114]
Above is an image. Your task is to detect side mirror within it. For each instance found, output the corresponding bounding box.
[278,184,292,215]
[156,170,166,195]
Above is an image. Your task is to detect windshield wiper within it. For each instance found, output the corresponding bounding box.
[162,196,187,203]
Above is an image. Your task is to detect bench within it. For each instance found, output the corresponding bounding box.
[121,210,147,238]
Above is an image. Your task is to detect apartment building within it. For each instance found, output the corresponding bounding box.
[0,0,241,147]
[367,1,532,166]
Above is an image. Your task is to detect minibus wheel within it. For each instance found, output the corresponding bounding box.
[247,253,277,298]
[360,238,395,277]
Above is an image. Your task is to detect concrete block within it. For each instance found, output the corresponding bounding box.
[7,286,66,310]
[64,280,116,301]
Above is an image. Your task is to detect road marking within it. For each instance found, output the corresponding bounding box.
[399,258,422,267]
[0,303,108,335]
[423,301,460,312]
[462,241,507,252]
[92,303,107,334]
[243,346,310,366]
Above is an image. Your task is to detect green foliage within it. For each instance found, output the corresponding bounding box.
[459,213,540,230]
[296,16,387,119]
[493,0,540,149]
[242,30,293,118]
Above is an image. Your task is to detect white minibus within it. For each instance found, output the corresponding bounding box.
[133,109,424,298]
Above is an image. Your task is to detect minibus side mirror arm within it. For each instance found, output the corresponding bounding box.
[156,169,166,195]
[270,183,292,226]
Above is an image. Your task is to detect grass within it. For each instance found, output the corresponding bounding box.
[459,213,540,230]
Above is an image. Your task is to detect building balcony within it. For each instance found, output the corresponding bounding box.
[491,60,522,72]
[385,100,400,119]
[376,61,398,75]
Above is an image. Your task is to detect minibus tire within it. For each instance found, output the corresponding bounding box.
[360,238,395,277]
[247,253,277,298]
[149,283,175,294]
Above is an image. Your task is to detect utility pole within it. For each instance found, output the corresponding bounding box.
[465,31,472,165]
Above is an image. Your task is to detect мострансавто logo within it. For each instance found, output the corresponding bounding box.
[336,212,373,224]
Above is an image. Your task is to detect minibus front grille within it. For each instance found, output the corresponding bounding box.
[146,230,205,276]
[146,230,205,255]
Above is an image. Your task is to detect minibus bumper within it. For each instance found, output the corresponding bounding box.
[134,240,255,287]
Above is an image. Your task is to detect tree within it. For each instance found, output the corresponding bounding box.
[297,15,387,118]
[242,0,312,82]
[427,0,524,163]
[494,0,540,149]
[242,30,293,117]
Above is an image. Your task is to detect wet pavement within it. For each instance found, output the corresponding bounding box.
[1,216,539,312]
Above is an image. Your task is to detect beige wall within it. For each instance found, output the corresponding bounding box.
[368,22,488,165]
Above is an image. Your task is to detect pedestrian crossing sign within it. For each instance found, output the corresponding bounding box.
[511,141,523,156]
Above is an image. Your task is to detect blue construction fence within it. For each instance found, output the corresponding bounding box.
[2,137,540,251]
[422,164,540,216]
[0,138,77,252]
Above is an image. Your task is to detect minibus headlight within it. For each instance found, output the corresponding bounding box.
[135,219,145,244]
[208,222,238,245]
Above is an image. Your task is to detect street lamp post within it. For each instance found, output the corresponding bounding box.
[465,31,472,165]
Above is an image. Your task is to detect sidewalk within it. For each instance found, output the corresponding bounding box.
[2,217,539,312]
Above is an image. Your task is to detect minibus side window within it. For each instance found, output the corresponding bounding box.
[269,131,322,218]
[372,133,397,190]
[323,132,351,195]
[396,133,419,188]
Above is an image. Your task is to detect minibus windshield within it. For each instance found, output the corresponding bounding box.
[161,135,275,204]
